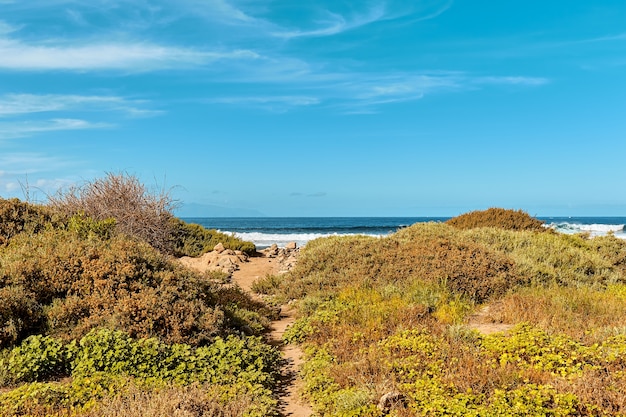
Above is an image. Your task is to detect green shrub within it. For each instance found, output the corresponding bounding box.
[170,218,256,257]
[251,274,284,295]
[71,328,281,388]
[0,380,72,416]
[67,213,116,240]
[280,226,520,304]
[0,328,282,416]
[464,227,626,288]
[481,323,597,377]
[446,208,546,231]
[4,335,73,383]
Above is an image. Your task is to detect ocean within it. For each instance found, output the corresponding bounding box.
[182,217,626,249]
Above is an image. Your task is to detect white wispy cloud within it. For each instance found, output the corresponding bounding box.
[0,94,162,117]
[0,155,77,200]
[356,74,460,99]
[208,95,320,111]
[273,5,386,39]
[200,0,258,24]
[572,32,626,44]
[0,36,257,71]
[331,72,549,113]
[475,76,549,86]
[271,0,453,39]
[0,119,111,139]
[0,20,20,34]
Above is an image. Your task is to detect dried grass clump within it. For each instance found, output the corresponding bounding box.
[82,384,259,417]
[487,285,626,341]
[49,172,177,253]
[446,207,545,231]
[463,227,626,288]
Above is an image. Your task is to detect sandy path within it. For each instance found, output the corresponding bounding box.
[184,254,313,416]
[467,305,513,335]
[232,257,313,417]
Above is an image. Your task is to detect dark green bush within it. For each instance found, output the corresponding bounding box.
[0,286,43,348]
[446,208,545,231]
[170,218,256,257]
[3,328,281,388]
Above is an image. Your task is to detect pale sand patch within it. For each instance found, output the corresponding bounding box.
[467,305,514,335]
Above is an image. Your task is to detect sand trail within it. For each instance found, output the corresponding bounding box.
[232,256,313,417]
[184,254,313,416]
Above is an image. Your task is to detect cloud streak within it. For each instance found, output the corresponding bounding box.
[273,5,387,39]
[328,72,549,112]
[207,95,320,112]
[0,119,111,139]
[0,94,162,117]
[0,36,257,71]
[267,0,454,39]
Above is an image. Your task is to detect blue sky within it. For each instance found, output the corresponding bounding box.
[1,0,625,217]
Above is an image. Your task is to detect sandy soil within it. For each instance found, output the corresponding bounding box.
[467,305,513,335]
[184,254,313,417]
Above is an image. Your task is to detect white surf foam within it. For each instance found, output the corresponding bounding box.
[219,231,384,249]
[548,222,625,238]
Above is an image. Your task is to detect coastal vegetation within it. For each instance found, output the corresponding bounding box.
[0,174,276,416]
[2,180,626,417]
[257,209,626,416]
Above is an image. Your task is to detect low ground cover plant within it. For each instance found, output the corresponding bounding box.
[0,329,281,416]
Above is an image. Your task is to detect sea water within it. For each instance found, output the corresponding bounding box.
[182,217,626,248]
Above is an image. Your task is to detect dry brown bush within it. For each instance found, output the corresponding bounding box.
[49,172,177,253]
[0,228,271,347]
[552,369,626,415]
[0,198,62,246]
[446,207,545,231]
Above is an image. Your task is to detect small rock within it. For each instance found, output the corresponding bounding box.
[213,243,225,253]
[285,241,297,250]
[377,392,406,414]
